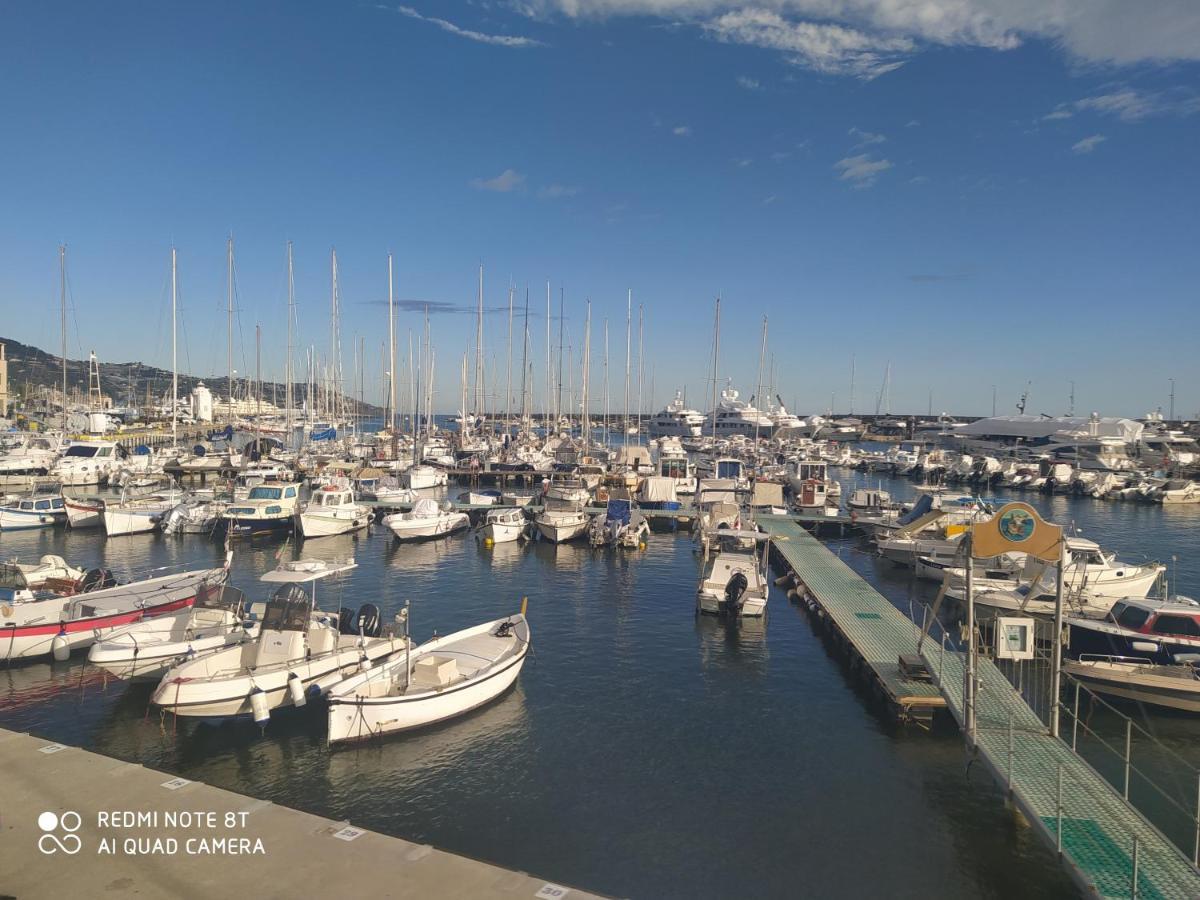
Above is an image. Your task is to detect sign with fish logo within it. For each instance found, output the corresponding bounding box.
[971,501,1063,562]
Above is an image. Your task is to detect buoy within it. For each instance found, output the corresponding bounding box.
[51,630,71,662]
[250,687,271,724]
[286,673,306,707]
[773,574,791,586]
[638,541,647,551]
[483,537,494,548]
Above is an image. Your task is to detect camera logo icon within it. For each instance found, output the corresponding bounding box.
[38,811,82,855]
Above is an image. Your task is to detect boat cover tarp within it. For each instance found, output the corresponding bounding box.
[639,477,678,503]
[898,493,934,525]
[412,498,441,517]
[751,482,784,507]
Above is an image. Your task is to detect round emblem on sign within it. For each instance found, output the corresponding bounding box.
[998,508,1035,543]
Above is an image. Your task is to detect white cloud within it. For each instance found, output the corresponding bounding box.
[391,5,544,47]
[763,194,778,204]
[704,9,911,79]
[834,153,892,187]
[1071,134,1107,154]
[537,183,580,198]
[849,126,886,146]
[1075,88,1163,122]
[733,157,753,167]
[736,75,762,90]
[1042,106,1074,121]
[526,1,1200,70]
[770,150,791,161]
[905,119,921,127]
[672,124,692,136]
[471,169,527,191]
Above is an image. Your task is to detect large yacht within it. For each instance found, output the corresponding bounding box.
[647,391,706,438]
[947,414,1141,472]
[706,385,774,438]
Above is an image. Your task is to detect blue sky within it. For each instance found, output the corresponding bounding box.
[1,1,1197,417]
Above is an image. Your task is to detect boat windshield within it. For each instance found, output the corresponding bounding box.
[0,565,30,591]
[248,486,283,500]
[63,445,99,458]
[261,585,311,631]
[1112,603,1151,630]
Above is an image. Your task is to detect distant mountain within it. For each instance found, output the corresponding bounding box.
[0,336,378,414]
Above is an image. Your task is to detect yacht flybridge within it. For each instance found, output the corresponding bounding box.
[706,385,774,438]
[151,559,406,722]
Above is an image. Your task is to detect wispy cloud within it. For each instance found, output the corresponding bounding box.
[1045,87,1200,124]
[470,168,526,192]
[537,183,580,199]
[849,126,886,146]
[905,119,921,127]
[703,9,912,80]
[762,194,778,205]
[909,175,930,184]
[735,75,761,90]
[1071,134,1107,154]
[834,153,892,188]
[769,150,791,162]
[389,5,544,48]
[672,124,692,136]
[733,157,753,167]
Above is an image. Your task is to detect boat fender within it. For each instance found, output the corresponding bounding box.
[0,604,12,618]
[287,673,306,708]
[51,628,71,662]
[250,687,271,725]
[1131,641,1160,653]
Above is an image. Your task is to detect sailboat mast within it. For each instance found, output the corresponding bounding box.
[388,252,397,457]
[506,281,513,434]
[581,300,591,447]
[519,286,530,428]
[636,304,644,436]
[474,263,484,423]
[255,323,261,444]
[59,244,67,433]
[603,318,610,447]
[556,287,564,431]
[171,246,178,448]
[286,241,294,442]
[709,297,721,446]
[544,281,550,430]
[227,235,234,424]
[753,316,768,447]
[623,289,631,438]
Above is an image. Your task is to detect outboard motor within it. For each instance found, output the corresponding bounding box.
[724,571,749,617]
[78,568,116,593]
[353,603,382,638]
[336,606,357,635]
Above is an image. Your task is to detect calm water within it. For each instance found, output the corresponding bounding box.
[2,463,1198,899]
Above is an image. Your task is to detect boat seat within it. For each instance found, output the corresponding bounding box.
[412,655,460,688]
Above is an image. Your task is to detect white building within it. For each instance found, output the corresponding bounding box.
[191,382,214,422]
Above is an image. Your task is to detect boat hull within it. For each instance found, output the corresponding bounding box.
[299,510,370,538]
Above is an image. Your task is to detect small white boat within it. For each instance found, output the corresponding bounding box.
[382,498,469,542]
[0,489,67,531]
[478,507,526,544]
[161,498,226,535]
[299,484,371,538]
[326,611,530,744]
[88,582,256,680]
[696,528,771,618]
[534,507,589,544]
[1063,656,1200,713]
[151,559,406,721]
[103,485,182,536]
[64,495,105,528]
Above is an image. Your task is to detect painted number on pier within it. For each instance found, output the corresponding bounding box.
[332,826,364,842]
[535,885,570,899]
[38,743,68,754]
[161,778,191,790]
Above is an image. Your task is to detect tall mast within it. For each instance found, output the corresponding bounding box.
[709,297,721,447]
[171,246,178,448]
[227,235,234,423]
[636,303,644,436]
[330,249,343,429]
[505,281,514,434]
[753,317,768,447]
[388,252,397,457]
[556,287,564,431]
[603,318,610,447]
[581,300,591,447]
[474,263,484,422]
[544,281,551,429]
[623,289,631,438]
[286,241,294,443]
[59,244,67,433]
[255,323,261,445]
[519,287,530,428]
[849,354,856,417]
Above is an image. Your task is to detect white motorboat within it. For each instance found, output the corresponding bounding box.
[299,484,371,538]
[0,434,62,477]
[219,480,300,538]
[151,559,406,721]
[647,391,706,438]
[88,582,256,680]
[1062,657,1200,713]
[542,472,591,507]
[52,440,121,486]
[534,506,589,544]
[326,610,530,744]
[0,489,67,530]
[1158,479,1200,504]
[588,495,649,548]
[382,498,469,542]
[0,565,224,661]
[161,498,226,535]
[706,384,774,438]
[696,528,771,617]
[478,507,526,544]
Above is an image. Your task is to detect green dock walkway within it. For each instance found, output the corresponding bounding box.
[757,514,1200,899]
[758,515,946,718]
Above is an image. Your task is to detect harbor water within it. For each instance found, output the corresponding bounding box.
[2,462,1198,898]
